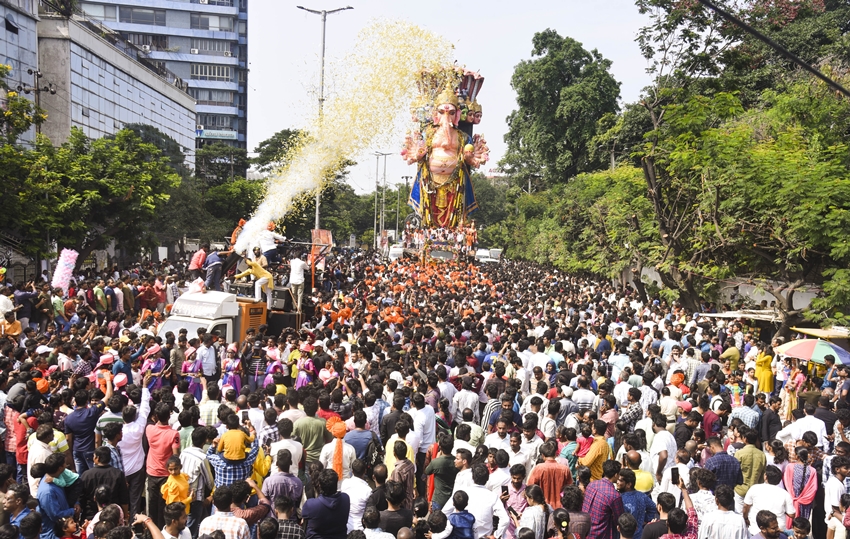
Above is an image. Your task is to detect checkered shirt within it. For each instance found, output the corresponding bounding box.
[276,519,305,539]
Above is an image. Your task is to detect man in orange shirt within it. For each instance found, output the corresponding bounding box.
[0,312,21,341]
[527,440,573,509]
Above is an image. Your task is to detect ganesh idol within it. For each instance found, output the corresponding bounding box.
[404,84,489,228]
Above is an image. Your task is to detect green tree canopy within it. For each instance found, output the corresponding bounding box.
[252,128,301,173]
[196,142,250,186]
[501,29,621,188]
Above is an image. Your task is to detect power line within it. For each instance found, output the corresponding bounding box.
[695,0,850,98]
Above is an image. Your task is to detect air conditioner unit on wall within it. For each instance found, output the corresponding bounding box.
[199,0,209,3]
[190,48,199,54]
[197,125,204,130]
[141,45,151,52]
[223,51,232,57]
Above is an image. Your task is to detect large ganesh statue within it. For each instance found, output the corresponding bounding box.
[403,67,489,228]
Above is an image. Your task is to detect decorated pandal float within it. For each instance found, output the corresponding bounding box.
[401,66,489,262]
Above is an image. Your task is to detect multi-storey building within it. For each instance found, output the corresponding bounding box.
[78,0,248,150]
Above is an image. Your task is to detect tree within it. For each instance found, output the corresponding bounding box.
[253,129,301,173]
[501,29,621,187]
[205,178,265,226]
[29,128,180,268]
[123,123,188,171]
[195,142,250,186]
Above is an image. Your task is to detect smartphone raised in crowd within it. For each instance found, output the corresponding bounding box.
[671,466,680,485]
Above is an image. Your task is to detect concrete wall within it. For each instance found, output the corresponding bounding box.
[38,15,197,165]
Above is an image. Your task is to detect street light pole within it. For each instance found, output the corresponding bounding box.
[373,151,391,250]
[399,175,412,241]
[297,4,353,230]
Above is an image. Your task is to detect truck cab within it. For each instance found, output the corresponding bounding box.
[157,291,267,343]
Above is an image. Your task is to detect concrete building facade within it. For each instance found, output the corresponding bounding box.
[38,14,197,164]
[78,0,248,150]
[0,0,39,144]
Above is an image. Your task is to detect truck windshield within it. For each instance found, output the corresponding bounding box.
[157,318,210,337]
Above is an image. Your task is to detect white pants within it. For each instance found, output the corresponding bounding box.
[734,492,744,513]
[254,277,271,308]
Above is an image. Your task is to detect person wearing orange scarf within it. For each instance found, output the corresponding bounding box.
[320,417,356,486]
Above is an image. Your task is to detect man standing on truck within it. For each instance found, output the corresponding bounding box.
[235,256,274,309]
[289,253,310,313]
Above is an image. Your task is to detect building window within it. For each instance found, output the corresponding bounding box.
[190,14,233,31]
[238,21,246,36]
[191,0,233,5]
[80,3,117,21]
[237,69,247,84]
[125,33,168,50]
[190,64,232,82]
[119,7,166,26]
[190,38,231,55]
[197,114,233,129]
[190,89,234,106]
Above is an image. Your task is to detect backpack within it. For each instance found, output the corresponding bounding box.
[364,432,385,477]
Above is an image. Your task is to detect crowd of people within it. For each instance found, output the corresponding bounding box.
[400,223,478,255]
[0,248,846,539]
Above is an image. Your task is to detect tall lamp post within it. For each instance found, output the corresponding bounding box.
[296,5,353,230]
[373,151,391,250]
[399,175,412,241]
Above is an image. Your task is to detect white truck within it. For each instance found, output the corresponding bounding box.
[157,291,267,342]
[475,248,503,264]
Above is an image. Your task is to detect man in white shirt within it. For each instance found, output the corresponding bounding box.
[777,403,828,449]
[268,418,303,474]
[410,393,436,495]
[162,502,192,539]
[258,227,286,265]
[119,379,152,520]
[699,484,749,539]
[742,465,796,537]
[180,428,214,538]
[483,419,511,451]
[824,455,850,526]
[649,415,677,482]
[442,464,508,539]
[341,460,373,533]
[452,378,480,423]
[288,253,310,313]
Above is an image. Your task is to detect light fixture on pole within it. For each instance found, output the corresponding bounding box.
[296,4,353,230]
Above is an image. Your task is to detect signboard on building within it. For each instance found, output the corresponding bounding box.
[199,129,238,140]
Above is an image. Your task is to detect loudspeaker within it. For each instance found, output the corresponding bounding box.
[268,311,302,334]
[231,281,254,297]
[271,287,292,311]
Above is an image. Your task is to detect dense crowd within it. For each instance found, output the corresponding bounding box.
[0,250,845,539]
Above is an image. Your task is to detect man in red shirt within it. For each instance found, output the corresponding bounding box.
[189,245,209,281]
[146,403,180,528]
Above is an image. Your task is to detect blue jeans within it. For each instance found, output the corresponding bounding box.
[187,500,207,538]
[55,315,70,333]
[263,249,281,266]
[6,451,23,484]
[73,450,94,474]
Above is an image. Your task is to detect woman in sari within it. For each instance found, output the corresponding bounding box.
[755,344,775,395]
[784,447,818,527]
[181,344,202,401]
[781,361,807,421]
[220,343,242,393]
[263,353,284,389]
[295,347,315,389]
[140,343,166,391]
[436,398,452,435]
